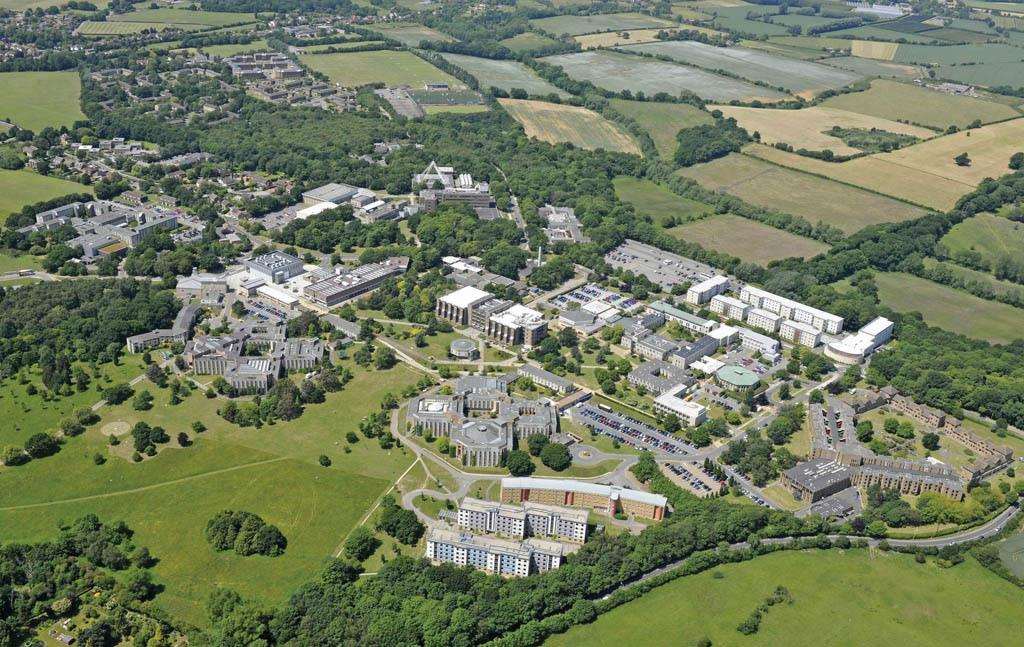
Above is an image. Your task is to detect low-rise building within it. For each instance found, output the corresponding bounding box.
[302,256,409,307]
[126,304,199,353]
[517,364,576,395]
[824,316,895,364]
[736,326,780,356]
[648,301,717,334]
[653,385,708,427]
[539,204,588,244]
[502,477,668,520]
[781,458,853,502]
[244,250,305,284]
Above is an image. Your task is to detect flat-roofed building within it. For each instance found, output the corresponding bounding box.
[245,250,305,284]
[653,385,708,427]
[708,324,739,347]
[710,294,749,321]
[456,497,587,543]
[255,283,299,312]
[487,304,547,348]
[303,256,408,307]
[517,364,576,395]
[740,285,843,334]
[648,301,717,334]
[781,458,853,502]
[302,182,359,206]
[736,326,780,355]
[780,319,822,347]
[746,307,782,333]
[425,528,569,576]
[825,316,894,364]
[627,360,692,395]
[501,477,668,520]
[436,286,494,326]
[686,275,729,305]
[539,204,588,244]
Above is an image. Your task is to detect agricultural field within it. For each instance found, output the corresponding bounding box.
[675,153,930,234]
[613,176,713,224]
[298,50,462,88]
[298,40,382,52]
[498,99,642,155]
[0,362,424,627]
[622,41,862,97]
[893,43,1024,65]
[850,40,900,60]
[921,257,1024,300]
[498,31,561,53]
[820,79,1020,129]
[940,212,1024,263]
[575,25,725,49]
[371,22,455,46]
[0,71,86,131]
[704,5,791,37]
[740,39,832,61]
[530,12,674,36]
[875,272,1024,343]
[200,39,270,57]
[551,549,1024,647]
[77,20,207,35]
[540,50,789,103]
[608,99,713,158]
[713,104,933,155]
[823,56,923,80]
[107,7,255,27]
[664,213,830,263]
[0,169,90,217]
[938,62,1024,88]
[439,53,568,97]
[829,25,941,43]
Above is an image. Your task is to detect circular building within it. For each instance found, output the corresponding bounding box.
[715,364,760,391]
[449,338,479,360]
[451,419,511,467]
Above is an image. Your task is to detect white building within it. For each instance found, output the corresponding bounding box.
[456,497,588,543]
[436,285,494,325]
[824,316,894,364]
[737,327,781,356]
[686,275,729,305]
[653,385,708,426]
[710,294,749,321]
[780,319,822,347]
[425,528,569,576]
[708,324,739,347]
[740,286,843,334]
[746,307,782,333]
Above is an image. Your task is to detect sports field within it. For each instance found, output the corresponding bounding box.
[821,79,1019,130]
[608,99,712,158]
[940,213,1024,264]
[201,39,269,56]
[540,50,788,103]
[621,41,862,97]
[550,549,1024,647]
[77,20,206,35]
[530,12,674,36]
[665,213,829,264]
[675,153,929,235]
[0,362,424,627]
[108,7,255,26]
[371,22,455,46]
[439,53,568,97]
[499,99,641,155]
[876,272,1024,343]
[499,31,561,53]
[0,71,85,131]
[0,169,90,217]
[713,104,933,155]
[613,176,713,224]
[298,50,462,88]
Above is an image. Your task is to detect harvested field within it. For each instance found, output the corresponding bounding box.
[714,104,933,155]
[675,153,930,234]
[820,79,1019,130]
[622,40,861,96]
[498,32,561,53]
[850,40,899,60]
[540,50,788,102]
[499,99,642,155]
[608,99,712,158]
[665,213,830,264]
[77,20,202,34]
[530,12,674,36]
[298,50,462,88]
[439,53,567,97]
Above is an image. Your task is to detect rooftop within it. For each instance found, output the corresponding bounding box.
[501,477,668,508]
[716,364,760,388]
[440,285,493,309]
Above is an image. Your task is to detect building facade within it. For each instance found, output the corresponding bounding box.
[501,477,668,520]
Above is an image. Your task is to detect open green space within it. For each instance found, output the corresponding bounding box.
[499,31,561,53]
[995,530,1024,578]
[940,212,1024,265]
[820,79,1019,130]
[922,258,1024,301]
[665,213,829,264]
[0,71,86,131]
[822,56,923,80]
[0,169,91,218]
[201,39,270,57]
[892,42,1024,66]
[938,61,1024,89]
[439,53,568,97]
[547,549,1024,647]
[298,40,381,52]
[0,251,42,274]
[530,12,674,36]
[108,7,255,26]
[371,22,455,46]
[298,50,462,88]
[829,25,941,42]
[875,272,1024,344]
[613,176,713,225]
[608,99,713,158]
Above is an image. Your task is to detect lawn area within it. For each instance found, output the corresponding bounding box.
[0,71,86,131]
[666,213,829,264]
[108,7,255,26]
[371,22,454,46]
[613,176,713,225]
[439,53,568,97]
[608,99,713,159]
[0,362,423,627]
[0,250,42,273]
[675,152,930,235]
[875,271,1024,344]
[820,79,1020,130]
[499,31,562,54]
[499,99,642,155]
[940,212,1024,264]
[547,549,1024,646]
[0,169,91,218]
[423,104,490,115]
[201,39,270,56]
[298,50,462,88]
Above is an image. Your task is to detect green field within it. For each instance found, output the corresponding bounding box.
[821,79,1019,129]
[893,43,1024,65]
[548,549,1024,647]
[938,62,1024,89]
[823,55,923,80]
[0,71,85,131]
[876,271,1024,343]
[608,99,713,158]
[439,53,568,97]
[666,212,829,264]
[0,169,91,218]
[371,22,454,46]
[941,213,1024,264]
[995,531,1024,578]
[498,31,561,53]
[675,153,929,235]
[613,176,713,224]
[0,362,423,627]
[77,20,207,35]
[530,12,674,36]
[298,40,382,52]
[299,50,462,88]
[0,251,42,274]
[108,7,255,26]
[829,25,941,43]
[200,39,270,57]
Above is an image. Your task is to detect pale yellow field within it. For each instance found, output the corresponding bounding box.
[499,98,642,155]
[714,105,934,155]
[574,26,725,49]
[745,143,969,211]
[850,40,899,60]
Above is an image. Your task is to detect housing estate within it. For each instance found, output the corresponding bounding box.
[425,528,570,577]
[456,497,588,543]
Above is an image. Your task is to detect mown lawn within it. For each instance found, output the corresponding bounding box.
[0,169,90,217]
[0,71,86,130]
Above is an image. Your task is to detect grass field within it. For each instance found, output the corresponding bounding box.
[938,61,1024,89]
[893,43,1024,66]
[714,104,933,155]
[823,55,923,80]
[498,31,561,53]
[995,531,1024,578]
[0,251,42,274]
[530,12,674,36]
[665,213,829,263]
[0,169,90,217]
[77,20,207,35]
[922,257,1024,301]
[0,362,424,627]
[439,53,567,97]
[371,23,455,46]
[541,50,788,103]
[821,79,1019,130]
[608,99,712,158]
[829,25,941,43]
[423,104,489,115]
[0,71,85,131]
[940,212,1024,263]
[200,39,269,57]
[574,26,724,49]
[676,153,929,234]
[876,271,1024,343]
[548,549,1024,647]
[499,99,642,155]
[298,40,382,52]
[613,176,713,224]
[108,7,254,26]
[298,50,462,88]
[623,41,861,97]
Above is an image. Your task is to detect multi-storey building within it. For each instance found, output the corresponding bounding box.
[425,529,569,577]
[780,319,822,347]
[126,304,199,353]
[710,294,749,321]
[244,250,305,284]
[647,301,717,334]
[456,497,588,543]
[303,256,409,307]
[486,304,547,348]
[739,286,844,334]
[501,477,668,520]
[745,307,782,333]
[686,275,729,305]
[436,287,548,348]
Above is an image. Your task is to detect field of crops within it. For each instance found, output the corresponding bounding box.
[622,41,861,97]
[829,25,940,42]
[608,99,712,158]
[499,99,641,155]
[77,20,200,34]
[439,53,568,97]
[530,12,674,36]
[823,56,923,79]
[893,43,1023,65]
[938,62,1024,88]
[498,31,561,53]
[665,213,830,263]
[540,50,789,102]
[371,22,455,46]
[298,50,462,88]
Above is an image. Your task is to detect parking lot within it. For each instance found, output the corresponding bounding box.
[570,403,693,455]
[661,461,723,497]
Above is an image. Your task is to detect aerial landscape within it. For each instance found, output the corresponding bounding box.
[1,0,1023,644]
